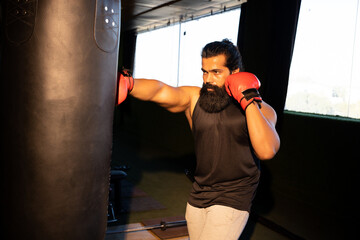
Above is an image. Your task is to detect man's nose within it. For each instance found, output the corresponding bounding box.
[204,74,214,84]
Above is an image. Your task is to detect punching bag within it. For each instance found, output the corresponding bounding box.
[0,0,121,239]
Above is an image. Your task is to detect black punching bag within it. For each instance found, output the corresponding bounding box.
[0,0,121,239]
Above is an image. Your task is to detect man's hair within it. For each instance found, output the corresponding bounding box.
[201,39,244,72]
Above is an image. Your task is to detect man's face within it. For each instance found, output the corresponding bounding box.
[201,54,233,87]
[199,54,238,113]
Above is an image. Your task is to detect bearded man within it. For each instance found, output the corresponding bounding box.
[117,39,280,240]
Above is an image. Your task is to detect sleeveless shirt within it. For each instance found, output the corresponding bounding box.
[188,99,260,212]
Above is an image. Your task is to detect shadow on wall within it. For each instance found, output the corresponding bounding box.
[267,112,360,221]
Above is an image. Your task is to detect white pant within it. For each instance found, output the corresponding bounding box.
[185,203,249,240]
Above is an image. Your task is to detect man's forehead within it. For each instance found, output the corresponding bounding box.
[202,55,227,69]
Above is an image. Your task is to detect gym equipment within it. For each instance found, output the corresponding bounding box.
[106,220,187,234]
[0,0,121,239]
[107,169,128,223]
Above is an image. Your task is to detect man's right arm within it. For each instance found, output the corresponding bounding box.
[130,78,194,113]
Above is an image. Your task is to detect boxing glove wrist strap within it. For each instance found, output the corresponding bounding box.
[240,88,262,110]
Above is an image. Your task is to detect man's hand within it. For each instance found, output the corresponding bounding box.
[225,72,262,111]
[117,68,134,105]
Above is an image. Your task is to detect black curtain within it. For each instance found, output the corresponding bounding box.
[238,0,302,129]
[118,29,137,70]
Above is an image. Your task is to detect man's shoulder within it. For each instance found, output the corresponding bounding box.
[182,85,200,99]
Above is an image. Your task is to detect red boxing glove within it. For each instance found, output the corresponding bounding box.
[117,68,134,105]
[225,72,262,111]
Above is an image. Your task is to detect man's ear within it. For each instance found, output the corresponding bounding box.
[231,68,240,74]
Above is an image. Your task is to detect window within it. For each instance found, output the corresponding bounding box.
[285,0,360,119]
[133,24,180,87]
[133,8,241,87]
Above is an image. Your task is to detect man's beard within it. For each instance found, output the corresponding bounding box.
[198,83,231,113]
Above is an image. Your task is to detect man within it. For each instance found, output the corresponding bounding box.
[117,39,280,240]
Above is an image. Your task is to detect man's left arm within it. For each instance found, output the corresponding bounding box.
[245,102,280,160]
[225,72,280,160]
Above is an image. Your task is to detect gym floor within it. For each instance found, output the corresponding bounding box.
[107,126,355,240]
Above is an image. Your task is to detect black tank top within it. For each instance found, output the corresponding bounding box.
[188,99,260,212]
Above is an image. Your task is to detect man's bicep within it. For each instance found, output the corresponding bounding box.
[156,86,192,112]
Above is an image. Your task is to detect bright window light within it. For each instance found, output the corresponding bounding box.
[285,0,360,119]
[133,8,241,87]
[133,24,180,86]
[178,9,241,87]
